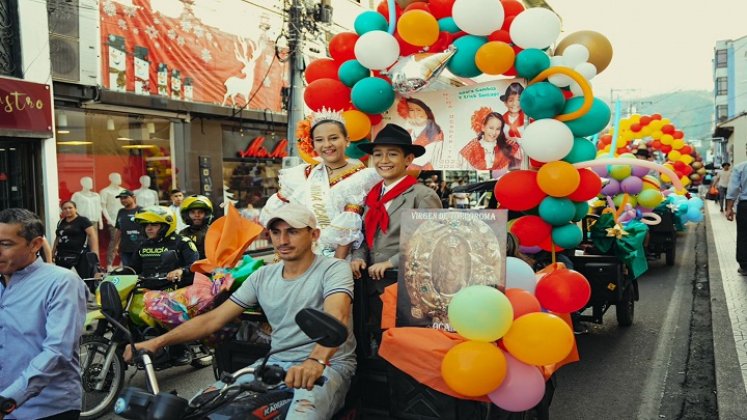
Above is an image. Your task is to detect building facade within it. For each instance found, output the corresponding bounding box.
[713,36,747,165]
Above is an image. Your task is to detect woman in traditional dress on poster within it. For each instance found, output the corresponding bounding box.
[458,108,522,171]
[260,109,380,260]
[501,82,526,143]
[397,97,444,169]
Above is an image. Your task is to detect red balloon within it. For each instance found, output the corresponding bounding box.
[303,78,351,112]
[429,31,454,53]
[680,145,692,155]
[529,158,545,168]
[630,123,642,133]
[651,140,662,149]
[372,70,393,85]
[367,113,383,126]
[329,32,359,62]
[535,268,591,313]
[494,170,546,211]
[562,89,574,100]
[376,0,403,21]
[500,15,516,31]
[651,113,662,120]
[429,0,455,19]
[505,288,541,319]
[661,144,672,153]
[394,32,423,56]
[488,29,512,43]
[673,161,687,171]
[661,124,675,135]
[639,116,652,126]
[405,1,431,12]
[501,0,525,17]
[673,130,684,139]
[510,215,552,246]
[502,44,523,76]
[681,165,693,175]
[567,169,602,202]
[538,236,563,252]
[599,134,612,145]
[305,58,340,84]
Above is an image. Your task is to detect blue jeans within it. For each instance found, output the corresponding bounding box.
[197,357,354,419]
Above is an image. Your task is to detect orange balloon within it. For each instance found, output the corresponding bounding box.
[441,341,507,397]
[342,110,372,142]
[505,288,542,319]
[397,10,439,47]
[475,41,515,75]
[503,313,574,366]
[537,161,580,197]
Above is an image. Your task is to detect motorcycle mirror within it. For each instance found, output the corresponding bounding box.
[100,281,124,321]
[295,308,347,348]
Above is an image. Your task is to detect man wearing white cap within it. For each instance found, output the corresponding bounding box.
[124,202,355,418]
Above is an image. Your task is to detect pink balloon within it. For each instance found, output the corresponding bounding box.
[488,352,546,412]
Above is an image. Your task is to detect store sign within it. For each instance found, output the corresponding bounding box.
[238,136,288,159]
[0,77,52,135]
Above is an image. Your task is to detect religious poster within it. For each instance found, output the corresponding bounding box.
[376,79,528,174]
[396,209,508,330]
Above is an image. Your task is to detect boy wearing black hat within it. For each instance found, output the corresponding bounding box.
[351,124,441,339]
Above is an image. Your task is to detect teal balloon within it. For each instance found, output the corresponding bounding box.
[552,224,583,249]
[572,201,589,222]
[515,49,551,80]
[562,97,612,137]
[351,77,395,114]
[347,138,369,159]
[447,35,486,78]
[438,17,461,33]
[563,137,597,164]
[538,197,575,226]
[520,82,565,120]
[338,60,370,87]
[447,285,514,341]
[354,11,388,35]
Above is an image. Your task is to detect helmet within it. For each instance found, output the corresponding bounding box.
[135,206,177,239]
[180,195,214,225]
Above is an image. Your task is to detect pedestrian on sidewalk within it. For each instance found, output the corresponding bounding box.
[725,159,747,275]
[713,162,732,212]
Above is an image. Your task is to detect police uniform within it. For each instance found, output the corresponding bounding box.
[131,233,199,289]
[179,225,208,260]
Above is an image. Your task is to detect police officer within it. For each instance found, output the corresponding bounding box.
[179,195,213,260]
[131,206,199,289]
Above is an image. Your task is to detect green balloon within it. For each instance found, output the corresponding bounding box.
[347,138,369,159]
[563,137,597,164]
[338,60,370,88]
[520,82,566,120]
[538,197,576,226]
[609,164,631,181]
[613,193,637,208]
[351,77,395,114]
[562,97,612,137]
[572,201,589,222]
[637,189,664,209]
[515,49,551,80]
[354,11,388,35]
[552,223,583,249]
[447,285,514,342]
[447,35,486,78]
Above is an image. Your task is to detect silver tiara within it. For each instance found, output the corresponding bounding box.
[310,107,346,129]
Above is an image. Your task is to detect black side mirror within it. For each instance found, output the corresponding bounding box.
[158,250,179,271]
[295,308,347,348]
[100,281,124,321]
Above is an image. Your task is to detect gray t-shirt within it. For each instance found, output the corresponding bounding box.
[230,256,356,369]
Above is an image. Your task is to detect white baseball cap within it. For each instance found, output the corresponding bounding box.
[264,202,318,229]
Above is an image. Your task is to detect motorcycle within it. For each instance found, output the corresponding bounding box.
[93,279,348,420]
[79,251,213,420]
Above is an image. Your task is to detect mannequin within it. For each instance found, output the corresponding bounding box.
[72,177,103,229]
[100,172,125,268]
[134,175,159,207]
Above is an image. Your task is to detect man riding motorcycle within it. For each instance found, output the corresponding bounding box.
[179,195,213,260]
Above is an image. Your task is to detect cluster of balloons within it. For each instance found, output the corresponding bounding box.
[667,194,705,224]
[443,260,589,412]
[591,153,665,212]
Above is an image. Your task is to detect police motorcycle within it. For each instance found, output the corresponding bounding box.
[92,279,348,420]
[80,249,213,420]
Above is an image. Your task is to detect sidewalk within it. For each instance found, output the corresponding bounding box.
[705,200,747,419]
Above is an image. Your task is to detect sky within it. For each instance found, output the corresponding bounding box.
[548,0,747,99]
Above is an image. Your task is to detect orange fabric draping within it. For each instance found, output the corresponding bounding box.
[191,203,264,273]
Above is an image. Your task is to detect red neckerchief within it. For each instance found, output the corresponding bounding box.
[504,111,525,138]
[364,176,418,248]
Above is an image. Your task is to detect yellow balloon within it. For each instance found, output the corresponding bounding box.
[630,114,641,123]
[680,176,691,187]
[680,154,694,165]
[619,119,632,130]
[660,134,672,145]
[671,138,684,149]
[668,150,681,161]
[342,109,371,141]
[397,10,439,47]
[660,118,671,125]
[649,120,663,131]
[475,41,516,75]
[503,313,574,366]
[616,137,627,148]
[641,126,653,137]
[651,130,663,140]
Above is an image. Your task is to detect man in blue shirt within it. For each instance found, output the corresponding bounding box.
[726,157,747,275]
[0,208,88,419]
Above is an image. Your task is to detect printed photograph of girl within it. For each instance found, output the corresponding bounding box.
[397,97,445,169]
[501,82,526,143]
[458,107,522,171]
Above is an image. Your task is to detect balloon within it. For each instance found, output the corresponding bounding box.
[398,10,440,46]
[488,29,512,43]
[561,97,611,137]
[354,10,389,35]
[494,170,546,211]
[354,31,400,70]
[563,137,597,164]
[305,58,340,84]
[452,0,505,36]
[509,8,561,49]
[338,60,370,87]
[475,41,516,75]
[515,49,551,80]
[342,110,372,141]
[566,169,601,202]
[404,1,431,12]
[500,0,524,17]
[555,30,613,73]
[613,193,637,209]
[578,159,685,193]
[488,353,545,412]
[303,79,351,112]
[520,82,565,120]
[537,161,580,197]
[637,189,664,209]
[351,77,395,114]
[329,32,359,62]
[448,285,514,341]
[506,256,538,293]
[620,176,643,195]
[510,215,552,247]
[447,35,487,78]
[438,17,461,33]
[538,197,575,226]
[441,341,507,397]
[562,44,590,68]
[503,312,574,366]
[609,164,632,181]
[387,47,456,94]
[429,0,455,19]
[668,150,682,161]
[572,201,589,222]
[550,223,583,251]
[346,138,369,159]
[535,267,591,313]
[520,119,575,162]
[504,288,541,319]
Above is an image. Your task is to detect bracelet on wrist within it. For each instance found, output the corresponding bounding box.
[306,357,329,367]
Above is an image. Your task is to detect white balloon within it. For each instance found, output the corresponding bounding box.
[506,257,537,293]
[510,8,561,49]
[569,81,585,97]
[562,44,590,68]
[452,0,505,36]
[519,119,574,162]
[575,62,598,80]
[548,56,572,87]
[354,30,400,70]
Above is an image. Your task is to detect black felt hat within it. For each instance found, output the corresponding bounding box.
[356,123,426,157]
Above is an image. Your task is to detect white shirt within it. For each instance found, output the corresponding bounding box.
[382,176,408,211]
[718,169,732,188]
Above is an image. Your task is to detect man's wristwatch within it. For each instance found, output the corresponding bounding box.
[0,396,16,415]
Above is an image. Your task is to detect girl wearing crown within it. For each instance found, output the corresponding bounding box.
[397,97,444,169]
[458,108,522,171]
[259,109,380,260]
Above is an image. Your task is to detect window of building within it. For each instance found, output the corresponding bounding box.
[716,77,728,95]
[717,105,728,122]
[715,49,727,68]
